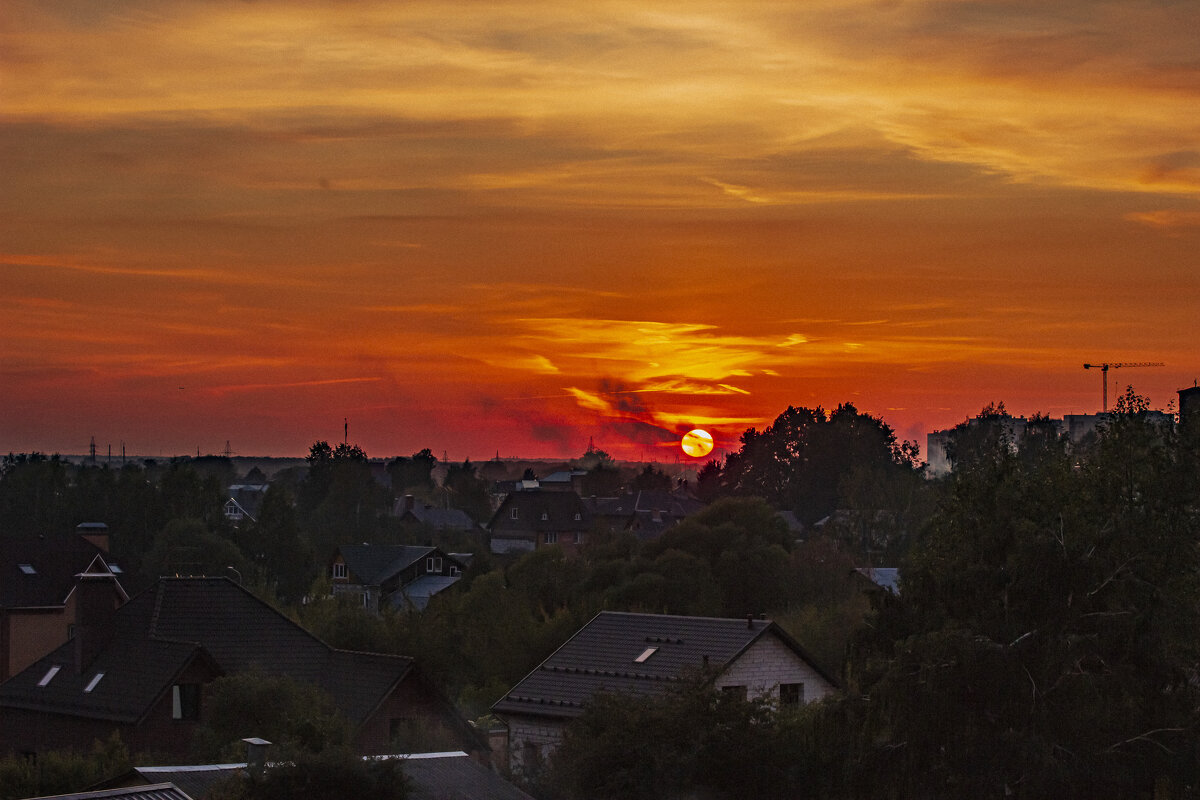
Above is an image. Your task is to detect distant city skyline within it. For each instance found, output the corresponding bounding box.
[3,2,1198,461]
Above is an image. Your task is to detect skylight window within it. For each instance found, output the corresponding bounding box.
[634,646,658,664]
[19,564,35,575]
[37,666,60,687]
[84,673,105,693]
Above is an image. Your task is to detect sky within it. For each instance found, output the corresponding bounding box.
[3,0,1199,463]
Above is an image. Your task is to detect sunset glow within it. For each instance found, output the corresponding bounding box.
[3,1,1198,460]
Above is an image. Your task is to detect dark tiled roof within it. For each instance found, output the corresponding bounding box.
[493,612,837,719]
[0,535,113,608]
[1,578,414,729]
[402,504,476,531]
[0,637,213,723]
[488,491,591,534]
[391,576,461,611]
[337,545,434,586]
[400,752,535,800]
[102,765,243,799]
[22,783,195,800]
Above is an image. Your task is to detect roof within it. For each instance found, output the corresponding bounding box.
[856,567,900,594]
[391,575,461,611]
[0,578,413,728]
[397,502,477,532]
[493,611,839,720]
[0,535,123,609]
[487,490,591,534]
[19,783,194,800]
[399,751,535,800]
[96,765,243,799]
[336,545,436,586]
[104,753,532,800]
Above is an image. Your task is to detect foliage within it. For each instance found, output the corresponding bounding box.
[712,404,924,557]
[0,732,130,800]
[547,677,838,800]
[845,400,1200,798]
[208,746,408,800]
[141,517,250,579]
[190,672,351,763]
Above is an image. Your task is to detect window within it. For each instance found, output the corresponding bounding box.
[426,556,443,573]
[540,511,549,521]
[449,565,460,577]
[634,646,658,663]
[361,592,370,609]
[37,666,60,687]
[332,562,347,580]
[543,532,558,544]
[172,683,201,720]
[510,507,519,520]
[19,564,35,575]
[780,682,805,706]
[574,513,582,521]
[84,673,105,693]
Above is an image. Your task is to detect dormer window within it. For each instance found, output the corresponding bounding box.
[426,556,443,573]
[634,647,658,663]
[510,507,519,520]
[37,666,60,687]
[332,562,347,580]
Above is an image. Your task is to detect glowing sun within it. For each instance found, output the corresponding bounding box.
[680,429,714,458]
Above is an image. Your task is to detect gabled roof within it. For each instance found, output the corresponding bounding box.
[0,535,122,609]
[400,503,476,532]
[0,637,219,724]
[493,611,838,719]
[0,578,414,729]
[22,783,195,800]
[335,544,436,586]
[487,490,591,533]
[391,575,462,611]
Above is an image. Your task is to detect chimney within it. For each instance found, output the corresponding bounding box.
[404,494,415,513]
[243,738,272,778]
[74,572,119,673]
[746,613,754,629]
[76,522,110,553]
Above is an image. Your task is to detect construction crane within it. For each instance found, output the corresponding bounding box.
[1082,362,1164,412]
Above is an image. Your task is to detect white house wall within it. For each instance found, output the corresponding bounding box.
[714,633,835,703]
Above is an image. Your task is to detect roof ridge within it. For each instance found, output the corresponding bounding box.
[148,581,165,637]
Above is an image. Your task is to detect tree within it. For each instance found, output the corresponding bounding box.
[719,404,920,527]
[209,746,407,800]
[190,672,351,763]
[845,399,1200,798]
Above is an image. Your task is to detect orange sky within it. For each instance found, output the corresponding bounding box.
[3,1,1198,462]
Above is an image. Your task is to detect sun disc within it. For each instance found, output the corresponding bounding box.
[680,429,714,458]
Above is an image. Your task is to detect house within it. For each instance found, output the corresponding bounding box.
[855,566,900,594]
[222,483,268,525]
[393,495,478,535]
[492,611,839,771]
[587,489,705,542]
[0,576,486,760]
[487,490,592,555]
[0,524,128,682]
[100,751,535,800]
[330,544,469,612]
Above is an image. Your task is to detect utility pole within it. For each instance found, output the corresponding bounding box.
[1083,362,1164,412]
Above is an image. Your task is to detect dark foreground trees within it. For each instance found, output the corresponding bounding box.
[543,399,1200,800]
[843,398,1200,799]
